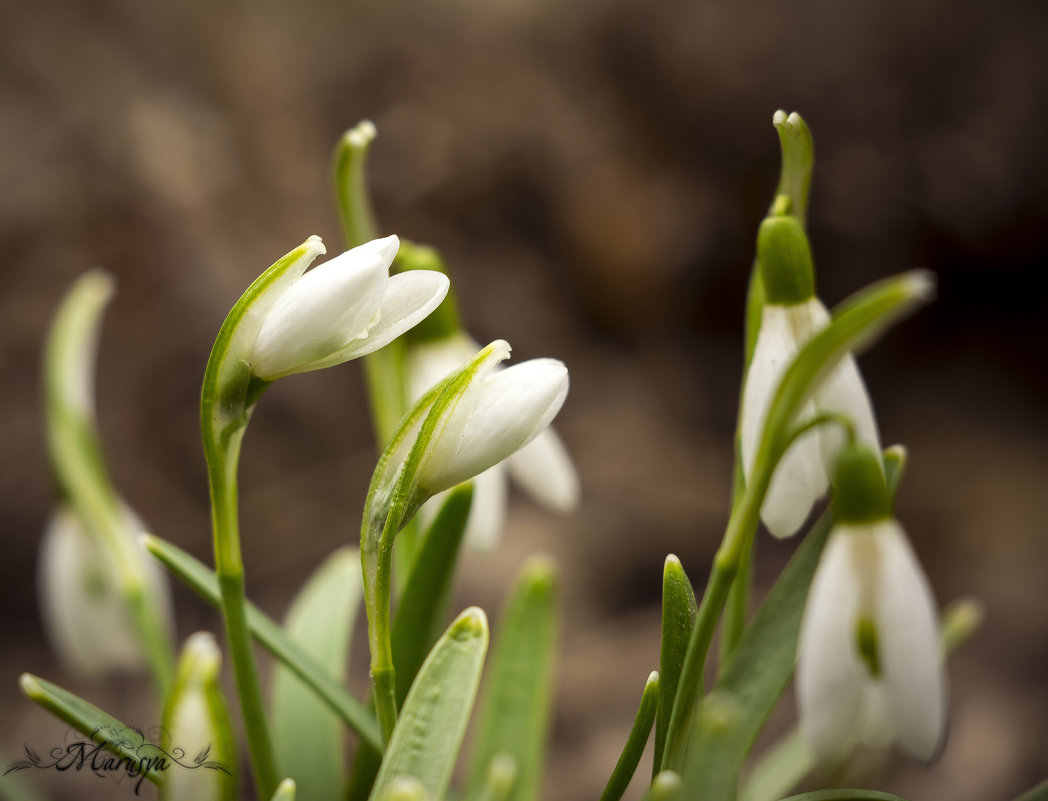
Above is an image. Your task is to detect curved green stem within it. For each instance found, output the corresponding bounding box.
[206,428,278,798]
[362,506,409,744]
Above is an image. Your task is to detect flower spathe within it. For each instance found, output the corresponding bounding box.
[408,334,579,548]
[797,518,946,764]
[740,297,882,538]
[250,235,450,381]
[414,340,570,499]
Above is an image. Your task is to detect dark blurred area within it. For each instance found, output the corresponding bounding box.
[2,0,1047,798]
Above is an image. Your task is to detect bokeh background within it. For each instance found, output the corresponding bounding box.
[2,0,1047,798]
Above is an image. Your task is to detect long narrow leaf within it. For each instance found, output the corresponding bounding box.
[272,547,362,801]
[392,485,473,706]
[653,556,697,774]
[141,534,382,753]
[18,674,167,789]
[599,671,659,801]
[778,792,909,801]
[466,558,559,801]
[738,730,812,801]
[370,608,489,801]
[680,513,833,801]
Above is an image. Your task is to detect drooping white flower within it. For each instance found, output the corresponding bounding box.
[415,340,569,496]
[797,519,946,763]
[740,211,881,538]
[740,298,881,538]
[797,443,946,765]
[38,504,174,678]
[250,235,450,381]
[407,334,578,548]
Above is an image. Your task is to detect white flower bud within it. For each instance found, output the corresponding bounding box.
[161,632,234,801]
[251,235,449,380]
[408,334,578,548]
[415,341,569,498]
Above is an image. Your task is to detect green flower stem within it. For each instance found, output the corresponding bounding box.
[205,432,279,799]
[45,273,174,696]
[362,509,406,744]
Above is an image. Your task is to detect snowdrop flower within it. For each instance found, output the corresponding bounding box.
[408,332,579,548]
[38,504,174,678]
[249,235,449,381]
[740,209,881,538]
[413,339,570,500]
[797,443,946,764]
[161,632,234,801]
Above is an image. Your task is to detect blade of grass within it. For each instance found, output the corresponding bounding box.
[599,671,660,801]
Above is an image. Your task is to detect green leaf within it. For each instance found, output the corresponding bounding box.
[18,674,167,789]
[738,730,813,801]
[599,671,660,801]
[345,742,383,801]
[653,556,697,774]
[754,273,934,493]
[369,608,488,801]
[466,558,559,801]
[141,534,382,753]
[679,513,833,801]
[271,547,362,801]
[160,633,236,801]
[392,485,474,706]
[777,792,910,801]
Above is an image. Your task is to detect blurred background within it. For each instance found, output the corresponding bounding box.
[2,0,1047,798]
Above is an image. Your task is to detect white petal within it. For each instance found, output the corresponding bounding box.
[507,428,580,512]
[741,301,829,537]
[421,354,568,494]
[462,464,509,550]
[335,269,452,363]
[855,681,896,749]
[252,236,398,379]
[797,530,867,764]
[816,351,882,467]
[740,304,797,481]
[872,520,947,761]
[38,506,171,677]
[760,411,828,538]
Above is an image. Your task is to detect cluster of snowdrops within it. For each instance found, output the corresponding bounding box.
[16,112,1034,801]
